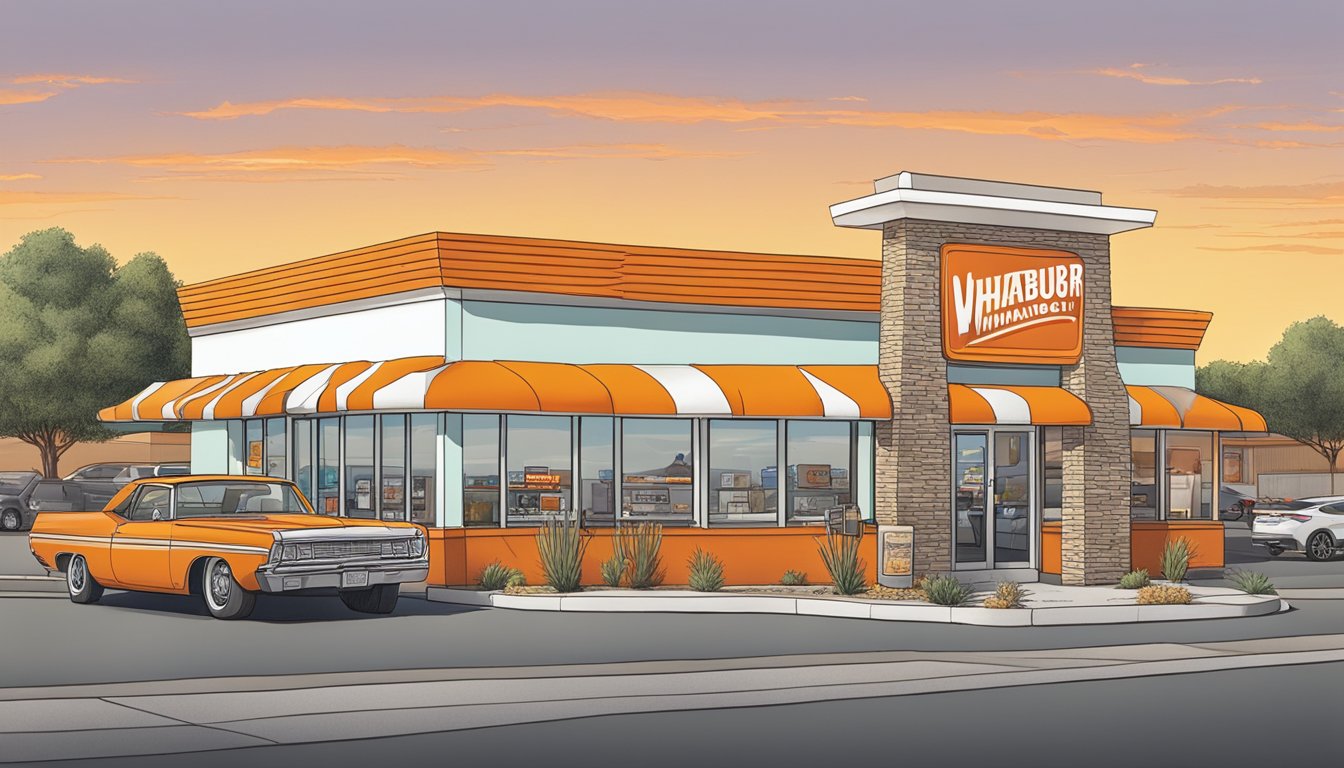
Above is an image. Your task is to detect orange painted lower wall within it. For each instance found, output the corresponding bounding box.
[1130,520,1225,574]
[1037,520,1223,578]
[1041,522,1062,575]
[426,526,878,587]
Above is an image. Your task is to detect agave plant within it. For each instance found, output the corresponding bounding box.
[687,547,725,592]
[600,538,626,588]
[1160,537,1195,583]
[921,574,973,606]
[536,515,589,593]
[616,522,665,589]
[1118,569,1151,589]
[817,527,867,595]
[478,560,519,591]
[1228,570,1276,595]
[780,569,808,586]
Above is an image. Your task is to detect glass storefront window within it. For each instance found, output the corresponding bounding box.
[316,418,340,515]
[244,419,264,476]
[463,414,501,527]
[1042,427,1063,523]
[1167,430,1214,520]
[293,419,314,504]
[621,419,694,526]
[506,415,573,525]
[345,415,375,519]
[379,414,406,522]
[580,417,614,526]
[264,417,287,478]
[409,414,437,525]
[708,420,777,527]
[785,421,852,526]
[1131,430,1158,520]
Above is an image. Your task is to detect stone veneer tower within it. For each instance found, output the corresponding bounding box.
[831,172,1156,586]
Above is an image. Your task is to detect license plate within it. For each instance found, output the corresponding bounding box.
[341,571,369,588]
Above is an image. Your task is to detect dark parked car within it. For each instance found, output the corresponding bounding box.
[28,480,90,514]
[1220,485,1256,521]
[0,471,41,531]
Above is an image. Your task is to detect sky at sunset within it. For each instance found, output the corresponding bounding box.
[1,0,1341,364]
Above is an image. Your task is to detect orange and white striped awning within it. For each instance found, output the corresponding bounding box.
[99,359,893,422]
[948,385,1093,425]
[1127,385,1267,432]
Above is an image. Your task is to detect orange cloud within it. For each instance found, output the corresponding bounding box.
[1255,121,1344,133]
[10,73,137,87]
[0,191,161,206]
[1166,181,1344,201]
[0,173,40,181]
[489,143,740,160]
[179,90,1244,144]
[54,145,488,176]
[1200,243,1344,255]
[1091,63,1262,86]
[0,88,57,106]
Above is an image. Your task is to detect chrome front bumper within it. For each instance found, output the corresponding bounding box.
[255,557,430,593]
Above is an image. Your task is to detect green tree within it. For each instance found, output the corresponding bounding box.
[1198,316,1344,493]
[0,228,190,477]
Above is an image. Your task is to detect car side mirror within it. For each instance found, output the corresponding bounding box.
[151,509,162,522]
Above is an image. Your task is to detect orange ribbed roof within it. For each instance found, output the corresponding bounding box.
[1111,307,1213,351]
[177,232,884,328]
[176,232,1214,353]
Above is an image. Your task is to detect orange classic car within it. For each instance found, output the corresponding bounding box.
[28,475,428,619]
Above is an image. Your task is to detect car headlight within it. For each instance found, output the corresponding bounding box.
[409,535,425,557]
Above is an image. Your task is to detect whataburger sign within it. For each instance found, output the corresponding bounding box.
[940,244,1084,365]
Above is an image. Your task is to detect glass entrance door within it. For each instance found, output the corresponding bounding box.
[953,433,988,565]
[953,428,1036,570]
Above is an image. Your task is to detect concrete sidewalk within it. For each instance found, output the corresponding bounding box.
[6,633,1344,764]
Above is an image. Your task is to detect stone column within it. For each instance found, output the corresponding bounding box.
[877,221,1131,584]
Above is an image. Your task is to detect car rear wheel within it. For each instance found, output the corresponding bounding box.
[1266,546,1284,557]
[339,584,399,614]
[67,555,104,604]
[201,557,256,620]
[0,508,21,531]
[1306,531,1335,562]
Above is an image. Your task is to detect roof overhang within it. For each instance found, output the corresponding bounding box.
[830,171,1156,235]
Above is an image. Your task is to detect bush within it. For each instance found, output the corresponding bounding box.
[780,569,808,586]
[1118,569,1151,589]
[616,522,665,589]
[478,560,521,591]
[1137,584,1192,605]
[921,574,973,606]
[600,543,626,588]
[1228,570,1277,595]
[1160,537,1195,582]
[817,527,867,595]
[506,570,526,589]
[983,580,1027,609]
[536,516,589,593]
[687,547,725,592]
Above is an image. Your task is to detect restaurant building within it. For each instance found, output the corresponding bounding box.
[100,172,1265,587]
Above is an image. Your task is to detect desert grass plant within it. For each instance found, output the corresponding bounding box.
[1160,537,1195,583]
[1136,584,1192,605]
[780,569,808,586]
[983,580,1028,609]
[536,515,589,593]
[478,560,521,591]
[1118,569,1151,589]
[921,574,973,606]
[817,526,867,595]
[600,540,626,588]
[1228,570,1277,595]
[687,547,726,592]
[617,522,665,589]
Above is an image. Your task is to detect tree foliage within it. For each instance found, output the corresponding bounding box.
[0,228,190,476]
[1197,316,1344,491]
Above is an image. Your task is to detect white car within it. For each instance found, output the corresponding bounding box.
[1251,496,1344,560]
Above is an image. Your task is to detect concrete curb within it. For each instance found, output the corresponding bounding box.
[0,574,65,594]
[426,587,1286,626]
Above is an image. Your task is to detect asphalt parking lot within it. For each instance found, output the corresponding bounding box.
[1190,523,1344,589]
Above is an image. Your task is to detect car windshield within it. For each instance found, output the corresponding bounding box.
[0,472,37,493]
[175,481,309,518]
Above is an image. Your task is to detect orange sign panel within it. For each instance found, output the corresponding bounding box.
[940,244,1084,365]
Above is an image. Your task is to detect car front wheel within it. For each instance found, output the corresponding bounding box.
[0,508,21,532]
[67,554,104,604]
[201,557,256,620]
[339,584,399,614]
[1306,531,1336,562]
